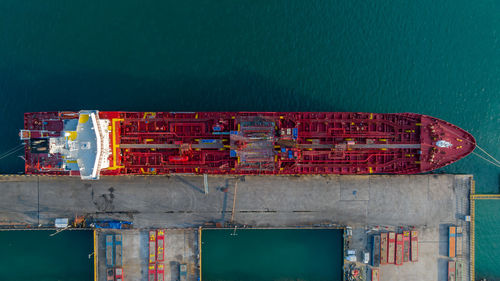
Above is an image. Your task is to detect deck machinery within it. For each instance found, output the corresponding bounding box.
[20,111,475,179]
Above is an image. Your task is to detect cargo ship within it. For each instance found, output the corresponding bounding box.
[20,111,475,179]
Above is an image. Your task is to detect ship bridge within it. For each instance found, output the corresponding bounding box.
[47,110,110,179]
[20,110,110,179]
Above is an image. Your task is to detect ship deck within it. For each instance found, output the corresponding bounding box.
[22,111,476,178]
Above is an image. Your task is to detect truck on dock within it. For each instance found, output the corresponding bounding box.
[411,231,418,261]
[115,267,123,281]
[403,231,410,262]
[388,232,396,264]
[448,261,456,281]
[180,264,188,281]
[149,230,156,264]
[105,235,114,267]
[380,233,388,264]
[449,226,456,258]
[395,233,403,265]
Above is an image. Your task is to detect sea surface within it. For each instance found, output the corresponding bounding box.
[0,230,93,281]
[202,229,343,281]
[0,1,498,279]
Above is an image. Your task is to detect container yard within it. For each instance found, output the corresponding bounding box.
[97,229,198,281]
[0,174,472,281]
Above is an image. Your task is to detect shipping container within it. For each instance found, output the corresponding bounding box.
[411,231,418,262]
[449,226,456,258]
[403,231,410,262]
[380,233,388,264]
[395,233,403,265]
[105,235,114,267]
[388,232,396,264]
[372,235,381,267]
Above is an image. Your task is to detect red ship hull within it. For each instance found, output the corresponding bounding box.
[20,111,475,179]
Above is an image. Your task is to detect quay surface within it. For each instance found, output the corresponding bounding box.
[0,174,472,281]
[0,174,468,228]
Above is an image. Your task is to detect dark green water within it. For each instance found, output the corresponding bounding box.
[475,201,500,281]
[0,1,498,279]
[202,229,343,281]
[0,230,93,281]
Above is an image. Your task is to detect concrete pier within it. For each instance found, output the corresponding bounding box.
[0,174,469,227]
[0,174,472,281]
